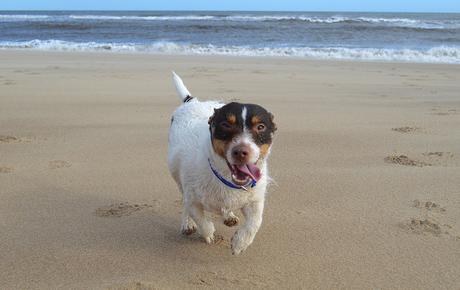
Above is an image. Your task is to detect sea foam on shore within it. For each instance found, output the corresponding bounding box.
[1,40,459,64]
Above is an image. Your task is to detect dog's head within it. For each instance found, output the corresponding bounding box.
[208,102,277,186]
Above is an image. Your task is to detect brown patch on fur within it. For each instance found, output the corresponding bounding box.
[259,144,271,158]
[251,115,261,125]
[227,114,236,124]
[212,139,228,159]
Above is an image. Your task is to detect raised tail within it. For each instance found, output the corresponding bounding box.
[172,71,194,103]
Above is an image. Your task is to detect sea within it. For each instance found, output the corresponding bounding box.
[1,11,460,63]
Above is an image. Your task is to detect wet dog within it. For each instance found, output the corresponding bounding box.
[168,72,276,254]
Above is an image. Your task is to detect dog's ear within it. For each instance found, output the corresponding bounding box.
[269,112,277,133]
[208,108,219,126]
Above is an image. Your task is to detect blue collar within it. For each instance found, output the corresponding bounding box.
[208,159,256,191]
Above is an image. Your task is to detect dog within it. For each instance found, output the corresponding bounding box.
[168,72,276,255]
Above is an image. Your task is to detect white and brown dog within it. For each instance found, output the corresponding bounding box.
[168,72,276,255]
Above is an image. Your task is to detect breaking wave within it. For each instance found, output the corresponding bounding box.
[1,40,459,64]
[0,14,50,21]
[1,14,459,29]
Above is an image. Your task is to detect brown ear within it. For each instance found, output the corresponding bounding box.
[269,112,277,132]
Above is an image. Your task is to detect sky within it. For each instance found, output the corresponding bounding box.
[0,0,459,13]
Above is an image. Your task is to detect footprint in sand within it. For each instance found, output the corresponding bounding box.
[413,200,446,213]
[3,80,16,86]
[430,108,458,116]
[385,152,455,167]
[0,135,33,143]
[48,160,72,169]
[192,270,272,287]
[95,202,154,218]
[384,155,431,167]
[423,152,454,158]
[391,126,421,134]
[422,152,454,166]
[0,135,21,143]
[424,152,446,157]
[212,234,228,246]
[403,200,457,239]
[0,166,14,173]
[405,218,445,236]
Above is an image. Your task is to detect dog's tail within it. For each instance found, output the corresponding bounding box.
[172,71,194,103]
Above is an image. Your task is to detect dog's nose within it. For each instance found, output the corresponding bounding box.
[232,145,250,163]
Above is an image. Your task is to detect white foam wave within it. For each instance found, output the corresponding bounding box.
[1,40,459,64]
[68,15,216,21]
[0,14,50,21]
[1,13,458,29]
[67,14,449,28]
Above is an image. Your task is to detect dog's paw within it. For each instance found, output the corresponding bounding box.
[181,219,197,236]
[231,230,252,255]
[224,216,239,227]
[181,226,196,236]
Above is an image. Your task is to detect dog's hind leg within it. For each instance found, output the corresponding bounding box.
[178,188,197,235]
[189,202,215,244]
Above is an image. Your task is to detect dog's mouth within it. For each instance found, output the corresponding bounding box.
[227,162,261,186]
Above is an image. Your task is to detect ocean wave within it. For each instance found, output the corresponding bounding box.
[67,14,459,29]
[1,13,458,29]
[68,15,216,21]
[228,16,459,29]
[1,40,459,64]
[0,14,50,21]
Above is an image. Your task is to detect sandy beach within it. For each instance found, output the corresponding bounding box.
[1,50,459,289]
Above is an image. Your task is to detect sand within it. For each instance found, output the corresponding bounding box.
[0,50,459,289]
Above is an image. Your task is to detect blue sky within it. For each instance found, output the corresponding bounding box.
[0,0,459,13]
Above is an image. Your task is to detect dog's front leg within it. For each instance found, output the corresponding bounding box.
[189,202,215,244]
[231,201,264,255]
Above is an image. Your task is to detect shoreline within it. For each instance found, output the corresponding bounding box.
[1,48,459,66]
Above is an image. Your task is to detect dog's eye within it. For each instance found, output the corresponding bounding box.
[220,121,232,129]
[256,123,266,132]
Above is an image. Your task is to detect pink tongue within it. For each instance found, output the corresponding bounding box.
[236,164,261,182]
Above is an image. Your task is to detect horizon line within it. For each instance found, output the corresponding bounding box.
[0,9,459,14]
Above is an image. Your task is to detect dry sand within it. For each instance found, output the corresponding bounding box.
[1,50,459,289]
